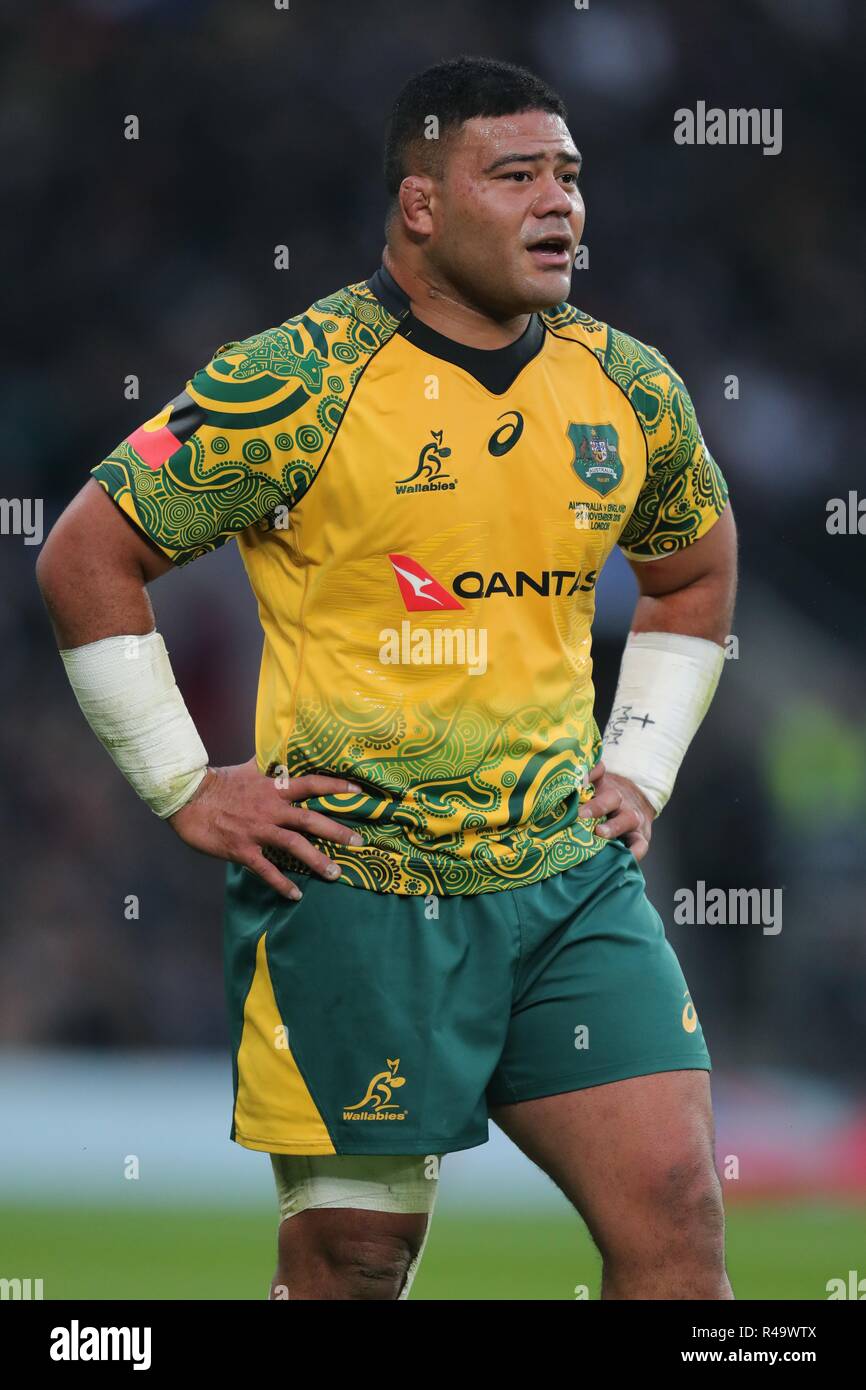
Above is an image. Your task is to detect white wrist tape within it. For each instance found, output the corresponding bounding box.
[601,631,725,815]
[59,630,209,819]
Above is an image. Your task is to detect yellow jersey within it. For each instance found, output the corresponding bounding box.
[91,264,728,895]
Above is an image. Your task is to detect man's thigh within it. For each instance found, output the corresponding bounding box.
[486,841,720,1253]
[490,1068,719,1252]
[486,837,712,1108]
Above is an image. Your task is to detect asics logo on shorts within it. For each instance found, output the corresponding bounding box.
[682,991,698,1033]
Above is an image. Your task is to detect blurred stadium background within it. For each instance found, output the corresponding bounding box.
[1,0,864,1298]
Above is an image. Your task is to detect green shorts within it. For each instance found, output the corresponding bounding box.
[223,837,710,1157]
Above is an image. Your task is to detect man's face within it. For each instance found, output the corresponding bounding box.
[423,110,585,317]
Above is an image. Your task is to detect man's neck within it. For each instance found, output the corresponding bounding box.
[382,246,531,350]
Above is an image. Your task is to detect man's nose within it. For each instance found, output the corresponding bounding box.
[532,172,578,217]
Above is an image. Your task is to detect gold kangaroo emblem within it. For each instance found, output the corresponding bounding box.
[345,1058,406,1112]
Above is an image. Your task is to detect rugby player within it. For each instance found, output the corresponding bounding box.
[37,56,737,1300]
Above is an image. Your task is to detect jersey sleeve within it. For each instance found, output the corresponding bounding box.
[617,341,729,561]
[90,331,321,566]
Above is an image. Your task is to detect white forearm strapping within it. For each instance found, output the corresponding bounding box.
[601,630,725,815]
[59,630,209,819]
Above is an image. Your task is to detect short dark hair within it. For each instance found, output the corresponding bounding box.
[384,56,568,205]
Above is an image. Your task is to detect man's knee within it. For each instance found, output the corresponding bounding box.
[321,1231,418,1300]
[599,1152,724,1265]
[663,1159,724,1252]
[274,1208,427,1300]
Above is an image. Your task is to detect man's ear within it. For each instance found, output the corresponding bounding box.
[398,176,435,237]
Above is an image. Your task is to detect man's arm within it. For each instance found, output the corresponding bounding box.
[37,480,363,899]
[627,503,737,647]
[37,479,174,647]
[579,503,738,858]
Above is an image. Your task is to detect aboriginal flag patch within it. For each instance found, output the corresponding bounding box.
[126,391,206,470]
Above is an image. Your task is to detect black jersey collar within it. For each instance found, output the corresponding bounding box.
[365,262,545,396]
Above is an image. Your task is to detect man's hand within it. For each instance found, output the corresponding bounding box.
[578,759,656,862]
[168,757,364,900]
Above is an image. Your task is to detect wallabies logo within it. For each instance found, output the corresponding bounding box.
[395,430,457,493]
[343,1058,408,1122]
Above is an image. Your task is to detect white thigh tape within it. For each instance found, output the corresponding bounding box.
[270,1152,440,1222]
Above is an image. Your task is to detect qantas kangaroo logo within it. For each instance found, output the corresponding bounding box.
[388,554,464,611]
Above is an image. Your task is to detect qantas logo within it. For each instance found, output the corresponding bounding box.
[385,558,482,673]
[388,554,464,611]
[454,568,598,598]
[388,555,597,606]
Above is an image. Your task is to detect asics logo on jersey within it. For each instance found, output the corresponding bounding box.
[395,428,458,494]
[487,410,524,457]
[343,1058,408,1121]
